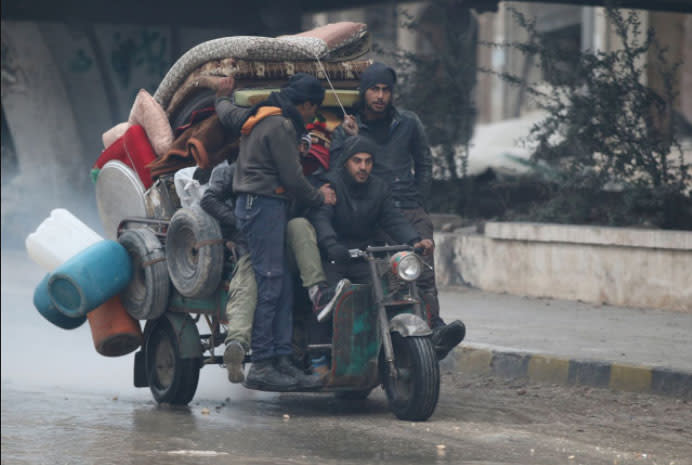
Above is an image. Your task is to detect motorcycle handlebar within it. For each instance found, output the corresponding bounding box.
[346,244,419,259]
[365,244,413,254]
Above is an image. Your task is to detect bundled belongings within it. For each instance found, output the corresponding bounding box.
[101,89,174,157]
[147,114,239,178]
[153,22,370,110]
[29,22,372,367]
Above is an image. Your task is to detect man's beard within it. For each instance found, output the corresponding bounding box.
[366,101,389,115]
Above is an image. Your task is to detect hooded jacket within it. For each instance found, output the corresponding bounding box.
[215,92,324,209]
[309,137,420,252]
[329,106,433,210]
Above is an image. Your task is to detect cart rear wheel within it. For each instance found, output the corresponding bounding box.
[145,319,200,405]
[382,334,439,421]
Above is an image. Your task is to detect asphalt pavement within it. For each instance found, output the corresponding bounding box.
[4,247,690,399]
[439,286,692,399]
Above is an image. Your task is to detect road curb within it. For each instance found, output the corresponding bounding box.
[448,345,692,400]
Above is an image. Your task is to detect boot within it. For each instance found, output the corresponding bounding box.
[432,320,466,361]
[223,340,246,384]
[244,358,297,391]
[275,355,322,390]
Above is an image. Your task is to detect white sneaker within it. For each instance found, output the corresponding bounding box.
[316,279,350,322]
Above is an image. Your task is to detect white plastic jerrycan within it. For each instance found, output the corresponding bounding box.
[25,208,104,271]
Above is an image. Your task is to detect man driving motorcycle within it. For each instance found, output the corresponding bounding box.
[308,136,433,346]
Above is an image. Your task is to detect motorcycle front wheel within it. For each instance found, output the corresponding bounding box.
[382,333,440,421]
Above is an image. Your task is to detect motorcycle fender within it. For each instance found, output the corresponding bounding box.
[389,313,432,337]
[146,313,203,359]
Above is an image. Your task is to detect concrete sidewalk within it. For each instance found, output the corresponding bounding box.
[439,286,692,399]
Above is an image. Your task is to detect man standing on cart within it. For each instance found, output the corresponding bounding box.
[220,73,336,391]
[330,62,465,361]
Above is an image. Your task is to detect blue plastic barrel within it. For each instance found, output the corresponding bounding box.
[48,240,132,318]
[33,274,86,330]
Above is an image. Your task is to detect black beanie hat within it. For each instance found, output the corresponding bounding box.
[343,135,378,164]
[280,73,325,105]
[359,62,396,96]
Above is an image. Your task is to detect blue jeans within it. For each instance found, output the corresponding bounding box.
[234,194,293,362]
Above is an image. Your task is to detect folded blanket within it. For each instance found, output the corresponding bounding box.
[147,114,238,178]
[165,58,371,118]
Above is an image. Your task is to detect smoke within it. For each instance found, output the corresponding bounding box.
[0,249,263,403]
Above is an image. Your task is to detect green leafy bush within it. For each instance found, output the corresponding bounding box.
[472,6,692,229]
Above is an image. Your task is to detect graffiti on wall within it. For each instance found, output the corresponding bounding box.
[69,28,169,93]
[69,49,93,73]
[110,30,168,90]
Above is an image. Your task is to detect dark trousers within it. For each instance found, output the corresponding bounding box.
[401,207,444,328]
[235,194,293,362]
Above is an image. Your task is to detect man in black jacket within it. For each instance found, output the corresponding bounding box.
[329,62,465,361]
[311,135,433,302]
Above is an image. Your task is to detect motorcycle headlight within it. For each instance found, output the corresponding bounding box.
[390,251,422,282]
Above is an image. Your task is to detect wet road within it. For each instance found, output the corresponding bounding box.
[3,250,691,465]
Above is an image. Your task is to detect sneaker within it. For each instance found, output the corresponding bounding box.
[244,359,297,392]
[223,340,246,384]
[275,355,322,390]
[431,320,466,361]
[314,279,350,322]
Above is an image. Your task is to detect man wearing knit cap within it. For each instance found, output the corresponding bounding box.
[309,135,433,345]
[329,62,465,361]
[215,73,337,391]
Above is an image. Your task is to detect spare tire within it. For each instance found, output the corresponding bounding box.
[118,228,170,320]
[166,206,223,298]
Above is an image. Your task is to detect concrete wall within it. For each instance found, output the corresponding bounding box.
[0,20,234,247]
[434,222,692,312]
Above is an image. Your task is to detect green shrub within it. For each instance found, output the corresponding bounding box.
[476,5,691,229]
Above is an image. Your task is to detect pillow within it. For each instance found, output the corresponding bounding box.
[128,89,174,158]
[102,122,130,149]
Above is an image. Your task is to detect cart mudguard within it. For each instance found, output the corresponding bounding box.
[145,313,203,359]
[389,313,432,337]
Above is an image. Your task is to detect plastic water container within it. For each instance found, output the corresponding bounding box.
[86,296,142,357]
[33,274,87,330]
[25,209,103,272]
[48,240,132,317]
